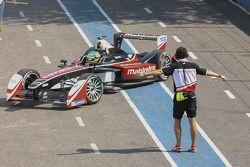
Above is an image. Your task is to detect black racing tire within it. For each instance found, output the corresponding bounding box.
[79,73,103,104]
[156,51,172,81]
[17,69,40,90]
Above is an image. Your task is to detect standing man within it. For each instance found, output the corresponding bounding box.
[140,47,226,153]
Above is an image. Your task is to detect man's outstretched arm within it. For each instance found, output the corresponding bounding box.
[139,69,163,77]
[206,70,227,81]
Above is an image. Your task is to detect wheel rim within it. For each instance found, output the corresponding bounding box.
[159,52,171,80]
[160,53,171,68]
[86,76,103,102]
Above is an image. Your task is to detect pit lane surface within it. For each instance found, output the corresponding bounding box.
[0,0,250,167]
[0,0,169,167]
[96,0,250,166]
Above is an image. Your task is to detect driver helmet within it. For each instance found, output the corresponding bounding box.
[86,51,101,64]
[96,41,103,50]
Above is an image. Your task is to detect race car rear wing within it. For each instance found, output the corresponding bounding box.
[114,32,167,51]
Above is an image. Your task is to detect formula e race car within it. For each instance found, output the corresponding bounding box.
[6,32,172,108]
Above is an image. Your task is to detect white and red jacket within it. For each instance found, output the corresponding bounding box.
[162,59,207,92]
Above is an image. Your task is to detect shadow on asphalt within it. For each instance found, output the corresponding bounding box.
[3,0,250,36]
[57,147,163,155]
[0,98,71,112]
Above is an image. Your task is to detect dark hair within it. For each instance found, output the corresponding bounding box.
[175,47,188,59]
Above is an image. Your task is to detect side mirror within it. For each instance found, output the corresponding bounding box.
[60,59,68,64]
[58,59,68,68]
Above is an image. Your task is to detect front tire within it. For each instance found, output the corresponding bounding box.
[17,69,40,89]
[79,73,103,104]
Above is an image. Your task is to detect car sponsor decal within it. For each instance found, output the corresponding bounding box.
[71,99,86,106]
[122,33,158,40]
[160,36,167,42]
[121,64,156,78]
[127,66,156,75]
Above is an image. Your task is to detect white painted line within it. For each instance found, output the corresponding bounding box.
[56,0,93,47]
[144,8,152,14]
[158,21,167,28]
[159,82,174,99]
[227,0,250,15]
[43,56,51,64]
[246,113,250,118]
[196,124,232,167]
[188,51,198,60]
[26,25,33,31]
[34,40,42,47]
[159,82,232,167]
[75,116,85,127]
[8,0,28,4]
[90,143,101,154]
[121,90,177,167]
[172,35,182,43]
[224,90,236,99]
[19,11,25,17]
[210,76,217,79]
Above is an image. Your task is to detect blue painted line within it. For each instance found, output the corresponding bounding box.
[59,0,229,166]
[126,84,226,167]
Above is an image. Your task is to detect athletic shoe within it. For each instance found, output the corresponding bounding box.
[189,145,198,153]
[171,145,182,152]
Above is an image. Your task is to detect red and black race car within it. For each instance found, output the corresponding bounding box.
[6,32,172,108]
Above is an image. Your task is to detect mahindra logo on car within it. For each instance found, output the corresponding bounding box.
[127,66,156,75]
[123,33,157,40]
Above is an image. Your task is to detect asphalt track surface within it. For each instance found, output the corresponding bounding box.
[0,0,249,167]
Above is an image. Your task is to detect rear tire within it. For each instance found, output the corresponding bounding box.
[17,69,40,89]
[79,73,103,104]
[156,51,172,81]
